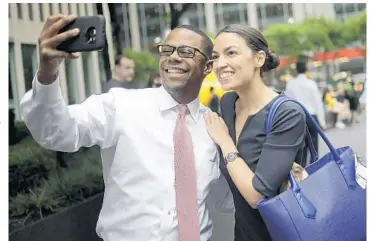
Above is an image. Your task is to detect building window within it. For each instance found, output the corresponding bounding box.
[147,24,162,52]
[77,3,81,15]
[138,3,149,50]
[115,3,132,50]
[179,4,205,30]
[49,3,53,15]
[98,51,107,88]
[242,4,249,24]
[9,67,13,101]
[28,3,33,20]
[214,3,247,29]
[122,4,132,49]
[334,3,365,21]
[82,52,93,97]
[21,44,38,92]
[222,3,242,26]
[9,42,17,110]
[17,3,22,19]
[358,3,366,11]
[92,3,98,15]
[39,3,44,21]
[345,3,356,14]
[65,60,77,104]
[214,3,224,31]
[257,4,263,19]
[265,3,284,19]
[264,3,284,24]
[334,3,344,15]
[109,3,131,53]
[68,4,72,14]
[256,4,266,30]
[287,3,293,17]
[85,3,89,14]
[142,3,164,52]
[257,3,285,30]
[197,4,206,31]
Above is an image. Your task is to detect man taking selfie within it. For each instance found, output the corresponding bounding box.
[20,14,219,241]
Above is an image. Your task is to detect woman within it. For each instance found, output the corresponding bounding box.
[203,24,307,241]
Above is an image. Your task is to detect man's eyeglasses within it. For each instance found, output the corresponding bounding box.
[157,44,208,60]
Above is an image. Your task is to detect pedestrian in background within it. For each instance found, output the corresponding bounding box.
[103,54,136,92]
[286,60,327,163]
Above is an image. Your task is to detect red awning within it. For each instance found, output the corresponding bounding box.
[278,46,366,68]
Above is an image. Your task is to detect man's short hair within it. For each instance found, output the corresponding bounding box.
[296,61,307,74]
[173,25,213,60]
[115,54,133,66]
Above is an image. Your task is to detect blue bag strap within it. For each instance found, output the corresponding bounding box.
[266,96,341,160]
[265,96,356,189]
[266,97,318,164]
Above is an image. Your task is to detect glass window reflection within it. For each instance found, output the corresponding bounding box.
[21,44,37,92]
[222,3,241,26]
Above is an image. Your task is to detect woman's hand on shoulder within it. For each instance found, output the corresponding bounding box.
[203,111,232,146]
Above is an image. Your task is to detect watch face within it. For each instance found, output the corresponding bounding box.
[226,152,238,162]
[227,153,235,160]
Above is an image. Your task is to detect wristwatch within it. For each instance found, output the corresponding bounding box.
[224,152,240,165]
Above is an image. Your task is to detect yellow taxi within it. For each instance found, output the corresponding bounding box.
[199,71,226,106]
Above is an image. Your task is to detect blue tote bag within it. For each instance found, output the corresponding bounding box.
[257,96,366,241]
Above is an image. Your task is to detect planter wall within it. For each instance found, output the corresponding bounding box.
[10,193,104,241]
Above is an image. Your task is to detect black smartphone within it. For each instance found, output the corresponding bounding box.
[57,15,106,53]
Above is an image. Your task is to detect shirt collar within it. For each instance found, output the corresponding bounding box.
[157,86,201,123]
[296,73,308,80]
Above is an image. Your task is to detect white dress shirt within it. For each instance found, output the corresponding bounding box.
[285,73,327,126]
[19,74,220,241]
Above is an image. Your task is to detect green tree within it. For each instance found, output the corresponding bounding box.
[300,17,341,50]
[263,23,309,56]
[123,49,159,87]
[263,15,366,57]
[342,10,367,45]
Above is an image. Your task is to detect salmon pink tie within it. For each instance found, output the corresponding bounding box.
[173,104,200,241]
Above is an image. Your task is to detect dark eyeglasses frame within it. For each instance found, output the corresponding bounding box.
[157,44,209,60]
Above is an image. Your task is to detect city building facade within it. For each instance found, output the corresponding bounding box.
[114,3,365,52]
[8,3,114,119]
[8,3,366,118]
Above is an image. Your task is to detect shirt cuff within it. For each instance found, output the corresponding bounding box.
[252,174,276,198]
[33,72,63,104]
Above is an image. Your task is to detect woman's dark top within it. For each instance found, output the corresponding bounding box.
[219,92,306,241]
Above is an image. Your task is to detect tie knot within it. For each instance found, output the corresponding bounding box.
[178,104,188,117]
